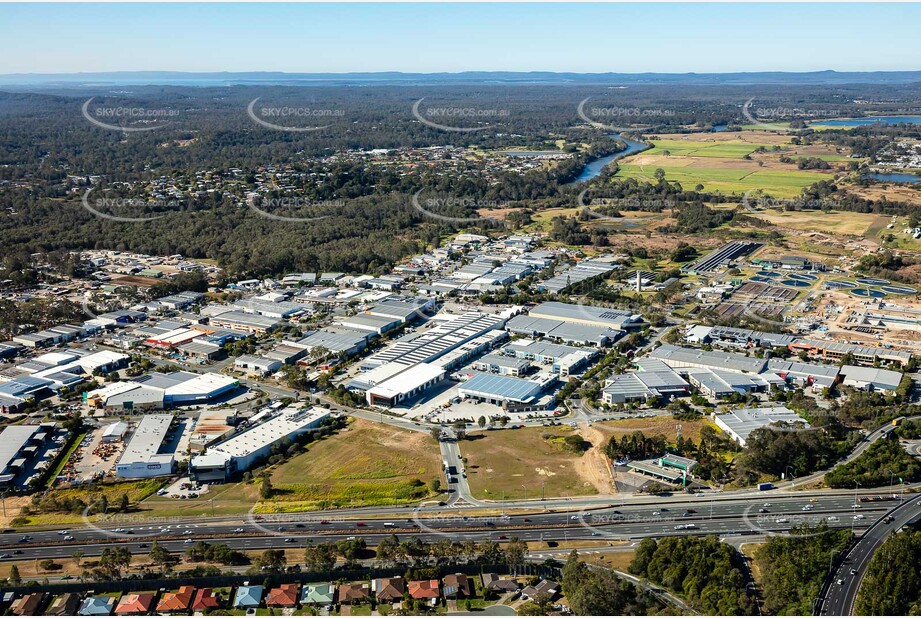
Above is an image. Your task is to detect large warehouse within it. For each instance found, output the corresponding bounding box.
[458,372,556,410]
[713,406,809,447]
[86,371,239,413]
[366,363,446,407]
[190,406,330,481]
[527,301,645,332]
[115,414,177,478]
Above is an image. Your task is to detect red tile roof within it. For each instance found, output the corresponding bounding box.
[408,579,440,599]
[191,588,221,611]
[265,583,300,607]
[115,593,155,615]
[157,586,195,613]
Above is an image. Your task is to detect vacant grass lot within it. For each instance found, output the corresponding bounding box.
[648,139,771,158]
[592,416,714,443]
[20,479,167,527]
[141,481,261,518]
[462,427,598,501]
[261,419,442,511]
[616,164,833,198]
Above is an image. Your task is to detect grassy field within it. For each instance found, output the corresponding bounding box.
[261,419,442,511]
[592,416,715,443]
[461,427,599,501]
[616,164,833,198]
[648,139,772,158]
[749,209,883,236]
[141,480,261,518]
[18,479,167,527]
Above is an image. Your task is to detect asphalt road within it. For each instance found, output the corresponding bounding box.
[0,493,893,562]
[819,496,921,616]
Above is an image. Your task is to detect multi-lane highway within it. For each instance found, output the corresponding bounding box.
[819,496,921,616]
[0,492,892,563]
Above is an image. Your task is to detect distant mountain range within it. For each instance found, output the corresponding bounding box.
[1,70,921,88]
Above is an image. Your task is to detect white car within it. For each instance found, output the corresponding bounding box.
[853,514,865,520]
[63,535,74,541]
[184,538,194,543]
[232,528,244,533]
[763,503,772,507]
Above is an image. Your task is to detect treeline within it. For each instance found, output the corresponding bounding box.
[629,536,756,615]
[561,551,663,615]
[755,524,852,615]
[856,528,921,615]
[825,437,921,489]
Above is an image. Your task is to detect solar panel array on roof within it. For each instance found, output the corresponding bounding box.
[365,312,503,368]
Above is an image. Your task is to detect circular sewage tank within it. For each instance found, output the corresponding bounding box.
[880,285,918,295]
[757,271,781,277]
[851,288,887,298]
[782,279,811,287]
[856,277,891,286]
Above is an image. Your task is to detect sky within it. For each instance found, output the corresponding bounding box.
[1,3,920,74]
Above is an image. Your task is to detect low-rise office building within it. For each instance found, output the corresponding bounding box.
[713,406,809,447]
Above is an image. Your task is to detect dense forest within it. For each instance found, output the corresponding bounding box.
[3,83,921,275]
[755,524,852,615]
[629,536,756,615]
[856,528,921,615]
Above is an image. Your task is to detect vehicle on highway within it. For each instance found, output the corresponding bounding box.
[836,579,844,585]
[63,535,73,541]
[776,518,789,523]
[232,528,244,533]
[850,569,857,575]
[759,508,769,513]
[284,538,295,543]
[853,514,866,520]
[763,503,772,507]
[184,538,193,543]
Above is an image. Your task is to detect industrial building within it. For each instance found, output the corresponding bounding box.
[366,363,446,407]
[234,355,283,377]
[528,301,645,332]
[627,454,698,485]
[337,313,403,335]
[713,406,809,447]
[789,339,912,367]
[683,241,763,274]
[649,344,768,374]
[536,259,617,294]
[208,311,280,334]
[472,354,531,376]
[86,371,239,413]
[458,371,556,410]
[506,314,623,347]
[362,311,505,370]
[293,327,371,359]
[0,423,60,488]
[190,406,330,481]
[839,365,904,394]
[505,339,599,377]
[602,360,690,404]
[686,368,780,398]
[115,414,177,478]
[767,359,840,392]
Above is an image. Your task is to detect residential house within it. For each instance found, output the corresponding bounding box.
[265,583,300,608]
[372,576,406,603]
[300,584,336,607]
[78,596,117,616]
[442,574,472,599]
[233,585,264,609]
[10,593,44,616]
[157,586,195,613]
[191,588,222,612]
[521,579,560,601]
[47,593,82,616]
[481,573,519,593]
[337,583,371,605]
[408,579,440,603]
[114,593,155,616]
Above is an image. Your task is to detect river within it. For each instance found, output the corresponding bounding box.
[565,134,650,184]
